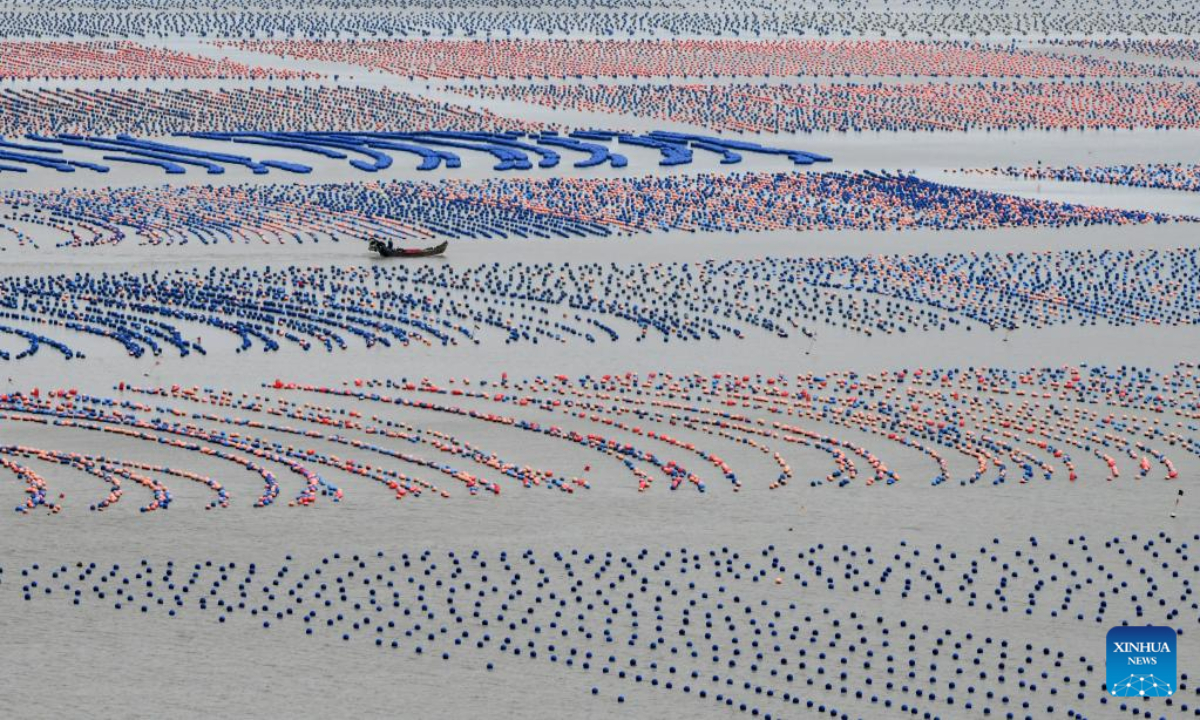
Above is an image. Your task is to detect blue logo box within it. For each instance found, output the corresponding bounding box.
[1106,625,1176,697]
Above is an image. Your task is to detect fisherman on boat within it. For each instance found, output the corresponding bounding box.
[368,238,448,258]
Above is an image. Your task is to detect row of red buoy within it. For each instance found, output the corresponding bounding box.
[0,85,550,140]
[2,362,1192,513]
[465,80,1200,134]
[0,40,312,81]
[225,38,1193,81]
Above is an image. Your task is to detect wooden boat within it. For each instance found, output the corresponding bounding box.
[368,239,448,258]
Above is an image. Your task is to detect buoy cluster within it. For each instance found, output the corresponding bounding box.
[0,130,825,176]
[0,86,548,139]
[6,535,1197,718]
[0,0,1197,39]
[1,249,1198,361]
[224,38,1193,81]
[1044,38,1200,63]
[464,80,1200,134]
[2,362,1196,511]
[956,163,1200,194]
[2,171,1182,249]
[0,40,313,81]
